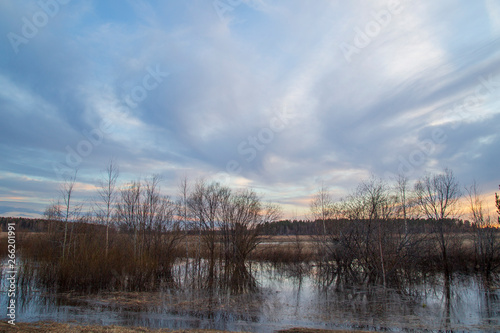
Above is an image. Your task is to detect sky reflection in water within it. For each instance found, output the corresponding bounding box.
[2,263,500,332]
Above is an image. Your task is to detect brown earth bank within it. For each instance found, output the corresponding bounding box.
[0,322,374,333]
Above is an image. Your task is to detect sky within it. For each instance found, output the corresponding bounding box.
[0,0,499,219]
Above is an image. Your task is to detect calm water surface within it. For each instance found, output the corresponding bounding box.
[2,262,500,332]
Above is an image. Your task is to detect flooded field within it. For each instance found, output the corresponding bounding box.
[2,262,500,332]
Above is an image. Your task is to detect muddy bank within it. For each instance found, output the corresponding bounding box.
[0,321,372,333]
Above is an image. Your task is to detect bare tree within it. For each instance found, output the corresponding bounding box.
[359,177,394,287]
[414,168,461,279]
[390,175,427,282]
[466,181,500,278]
[95,160,119,257]
[262,202,283,226]
[140,175,183,257]
[187,180,281,292]
[394,174,420,231]
[310,184,335,234]
[467,181,487,227]
[117,180,142,256]
[44,201,62,220]
[188,181,231,288]
[44,200,63,236]
[219,189,282,292]
[115,175,183,286]
[60,170,81,260]
[140,175,162,253]
[177,175,191,283]
[496,185,500,224]
[146,186,182,282]
[322,176,426,288]
[310,184,336,268]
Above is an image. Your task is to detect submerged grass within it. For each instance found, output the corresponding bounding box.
[16,226,182,293]
[0,321,375,333]
[0,321,248,333]
[13,230,319,294]
[8,225,500,295]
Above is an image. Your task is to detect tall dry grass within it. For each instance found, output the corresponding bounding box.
[9,223,500,294]
[0,235,7,258]
[250,236,317,264]
[17,224,183,293]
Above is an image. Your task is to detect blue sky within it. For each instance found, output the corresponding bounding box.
[1,0,499,218]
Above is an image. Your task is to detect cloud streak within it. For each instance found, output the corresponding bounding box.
[0,0,498,217]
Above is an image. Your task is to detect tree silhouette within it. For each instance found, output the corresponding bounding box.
[496,185,500,224]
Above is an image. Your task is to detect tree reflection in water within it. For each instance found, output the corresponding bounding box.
[2,262,500,332]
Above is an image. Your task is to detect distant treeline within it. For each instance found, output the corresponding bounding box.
[1,216,479,237]
[260,218,475,236]
[0,216,105,233]
[0,216,50,232]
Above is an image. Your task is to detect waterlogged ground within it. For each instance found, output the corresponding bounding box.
[2,263,500,332]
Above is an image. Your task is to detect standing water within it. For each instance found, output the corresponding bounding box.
[2,262,500,332]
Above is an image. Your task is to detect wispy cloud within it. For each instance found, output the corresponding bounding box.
[0,0,498,217]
